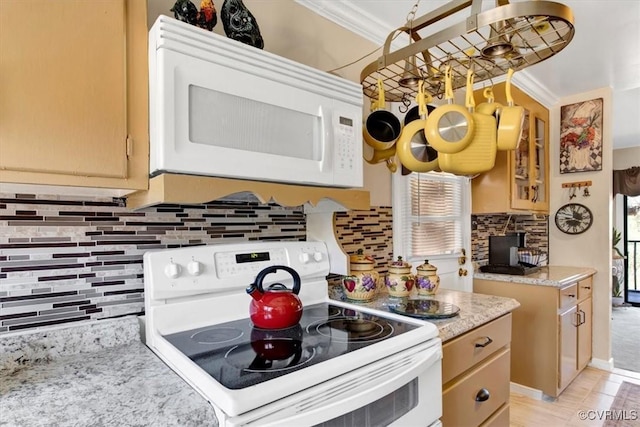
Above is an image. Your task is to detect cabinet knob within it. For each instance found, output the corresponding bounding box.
[475,388,491,402]
[474,336,493,348]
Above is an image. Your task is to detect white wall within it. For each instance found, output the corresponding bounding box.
[549,87,613,367]
[613,147,640,170]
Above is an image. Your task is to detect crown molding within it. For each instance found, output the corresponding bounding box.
[294,0,405,50]
[511,71,558,108]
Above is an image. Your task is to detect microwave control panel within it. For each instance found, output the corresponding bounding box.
[334,114,358,174]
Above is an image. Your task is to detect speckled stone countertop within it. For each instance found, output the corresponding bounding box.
[474,265,597,288]
[0,317,217,427]
[329,286,520,342]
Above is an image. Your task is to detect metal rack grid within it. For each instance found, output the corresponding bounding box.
[360,0,575,102]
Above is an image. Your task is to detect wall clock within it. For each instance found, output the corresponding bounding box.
[554,203,593,235]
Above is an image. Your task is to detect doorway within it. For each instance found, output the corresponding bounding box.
[612,195,640,373]
[624,195,640,305]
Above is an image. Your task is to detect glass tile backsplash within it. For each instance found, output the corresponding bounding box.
[0,193,305,334]
[0,192,547,335]
[471,214,549,264]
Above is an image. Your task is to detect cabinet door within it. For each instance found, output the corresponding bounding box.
[530,113,549,212]
[510,105,549,212]
[577,298,592,370]
[558,306,578,391]
[0,0,128,179]
[470,82,549,214]
[510,109,532,210]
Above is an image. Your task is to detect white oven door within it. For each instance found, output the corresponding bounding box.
[225,338,442,427]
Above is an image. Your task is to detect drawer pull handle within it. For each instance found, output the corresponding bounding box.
[578,309,586,325]
[566,294,576,298]
[475,388,491,402]
[582,286,591,289]
[474,336,493,348]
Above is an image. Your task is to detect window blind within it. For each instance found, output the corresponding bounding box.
[394,172,466,259]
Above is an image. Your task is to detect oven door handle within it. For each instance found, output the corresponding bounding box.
[233,339,442,427]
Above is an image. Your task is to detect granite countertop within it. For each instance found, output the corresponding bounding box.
[329,286,520,342]
[0,317,217,427]
[474,265,597,288]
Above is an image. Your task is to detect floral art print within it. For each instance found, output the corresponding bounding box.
[559,98,603,173]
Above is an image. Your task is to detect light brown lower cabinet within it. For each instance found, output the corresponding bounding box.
[577,298,593,370]
[474,276,594,398]
[559,305,579,391]
[442,313,512,427]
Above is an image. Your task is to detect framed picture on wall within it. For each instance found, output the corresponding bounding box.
[559,98,603,173]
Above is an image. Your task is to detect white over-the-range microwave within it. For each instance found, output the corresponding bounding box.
[148,16,363,188]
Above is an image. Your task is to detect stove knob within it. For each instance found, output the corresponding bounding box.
[299,252,311,264]
[187,260,202,276]
[313,252,323,262]
[164,262,181,279]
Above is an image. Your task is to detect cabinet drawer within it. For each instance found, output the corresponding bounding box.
[443,348,511,427]
[442,314,511,384]
[559,284,577,310]
[480,404,509,427]
[578,278,593,301]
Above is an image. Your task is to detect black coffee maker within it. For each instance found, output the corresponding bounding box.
[489,233,526,266]
[481,232,540,275]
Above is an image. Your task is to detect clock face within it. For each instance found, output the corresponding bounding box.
[554,203,593,235]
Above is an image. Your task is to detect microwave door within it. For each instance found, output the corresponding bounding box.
[151,47,361,188]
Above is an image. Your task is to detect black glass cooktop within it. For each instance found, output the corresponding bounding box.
[163,303,419,390]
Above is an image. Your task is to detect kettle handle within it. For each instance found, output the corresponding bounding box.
[253,265,302,295]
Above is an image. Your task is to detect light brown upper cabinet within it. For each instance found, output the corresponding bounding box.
[471,83,549,214]
[0,0,148,191]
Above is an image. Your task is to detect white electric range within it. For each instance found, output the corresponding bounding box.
[144,241,442,426]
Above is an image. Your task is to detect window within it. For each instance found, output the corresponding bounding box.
[392,171,471,265]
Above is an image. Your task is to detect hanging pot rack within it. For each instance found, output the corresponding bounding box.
[360,0,575,102]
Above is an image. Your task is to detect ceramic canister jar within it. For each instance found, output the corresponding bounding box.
[385,256,415,298]
[342,249,379,301]
[416,260,440,296]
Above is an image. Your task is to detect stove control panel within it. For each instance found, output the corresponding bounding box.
[145,241,331,300]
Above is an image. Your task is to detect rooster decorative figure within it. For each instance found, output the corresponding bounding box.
[170,0,217,31]
[170,0,198,24]
[220,0,264,49]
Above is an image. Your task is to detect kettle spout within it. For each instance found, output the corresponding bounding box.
[246,283,263,301]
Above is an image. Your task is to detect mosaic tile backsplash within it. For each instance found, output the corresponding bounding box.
[2,192,543,335]
[0,193,306,334]
[471,213,549,264]
[328,208,394,286]
[335,207,394,274]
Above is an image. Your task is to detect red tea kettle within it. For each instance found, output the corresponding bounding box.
[246,265,302,329]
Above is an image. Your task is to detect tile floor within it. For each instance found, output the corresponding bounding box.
[510,367,640,426]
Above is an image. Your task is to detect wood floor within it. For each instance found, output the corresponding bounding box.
[510,367,640,426]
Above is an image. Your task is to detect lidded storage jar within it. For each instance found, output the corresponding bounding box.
[416,260,440,296]
[385,256,415,298]
[342,249,379,301]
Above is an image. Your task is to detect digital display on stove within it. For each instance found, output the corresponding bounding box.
[163,303,419,390]
[235,251,270,263]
